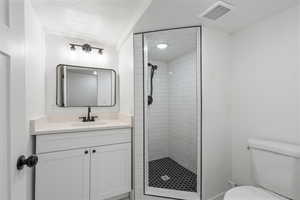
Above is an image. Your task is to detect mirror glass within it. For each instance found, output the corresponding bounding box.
[56,65,116,107]
[144,27,201,199]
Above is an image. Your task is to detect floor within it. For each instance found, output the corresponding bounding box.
[148,157,197,192]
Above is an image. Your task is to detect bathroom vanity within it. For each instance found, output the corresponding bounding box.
[31,115,132,200]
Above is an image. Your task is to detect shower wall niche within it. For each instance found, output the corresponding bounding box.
[134,27,201,200]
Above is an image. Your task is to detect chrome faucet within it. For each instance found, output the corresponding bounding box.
[79,106,98,122]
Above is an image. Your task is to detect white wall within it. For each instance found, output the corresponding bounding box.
[202,27,232,200]
[230,5,300,186]
[168,52,197,173]
[45,34,119,116]
[148,60,169,161]
[119,34,134,115]
[25,0,46,120]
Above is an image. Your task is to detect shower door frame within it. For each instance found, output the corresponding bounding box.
[133,26,202,200]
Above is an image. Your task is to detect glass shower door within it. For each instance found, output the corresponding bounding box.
[143,27,202,200]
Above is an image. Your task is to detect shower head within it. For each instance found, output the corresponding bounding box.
[148,62,158,70]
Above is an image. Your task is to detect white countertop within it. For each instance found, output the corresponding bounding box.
[31,114,132,135]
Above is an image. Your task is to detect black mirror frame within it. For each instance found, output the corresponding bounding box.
[56,64,117,108]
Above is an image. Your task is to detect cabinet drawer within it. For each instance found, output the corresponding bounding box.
[36,128,131,154]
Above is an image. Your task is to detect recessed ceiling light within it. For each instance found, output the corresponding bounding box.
[157,43,168,50]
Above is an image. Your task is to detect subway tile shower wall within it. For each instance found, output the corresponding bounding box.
[148,51,197,173]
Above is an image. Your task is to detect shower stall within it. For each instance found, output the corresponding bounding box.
[133,27,202,200]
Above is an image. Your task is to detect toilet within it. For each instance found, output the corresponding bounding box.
[224,139,300,200]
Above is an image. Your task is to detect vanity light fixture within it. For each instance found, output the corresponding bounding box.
[69,43,104,55]
[156,43,168,50]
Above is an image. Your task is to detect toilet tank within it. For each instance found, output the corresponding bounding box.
[248,139,300,200]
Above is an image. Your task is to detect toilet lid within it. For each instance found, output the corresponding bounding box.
[224,186,287,200]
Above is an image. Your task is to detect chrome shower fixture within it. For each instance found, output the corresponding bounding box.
[69,43,104,55]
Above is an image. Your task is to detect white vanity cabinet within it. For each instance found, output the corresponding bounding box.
[90,143,131,200]
[35,148,90,200]
[34,128,132,200]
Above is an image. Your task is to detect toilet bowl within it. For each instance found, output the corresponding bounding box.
[224,186,287,200]
[224,139,300,200]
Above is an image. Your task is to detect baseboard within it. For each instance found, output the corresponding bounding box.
[105,193,130,200]
[207,192,225,200]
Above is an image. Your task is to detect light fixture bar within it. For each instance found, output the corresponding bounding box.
[69,43,104,54]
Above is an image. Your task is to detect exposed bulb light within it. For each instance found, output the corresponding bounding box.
[156,43,168,50]
[70,44,76,51]
[93,71,97,75]
[82,44,92,53]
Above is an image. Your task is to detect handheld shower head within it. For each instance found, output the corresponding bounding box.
[148,63,158,70]
[147,62,158,106]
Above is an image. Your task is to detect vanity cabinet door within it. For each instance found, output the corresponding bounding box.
[90,143,131,200]
[35,149,90,200]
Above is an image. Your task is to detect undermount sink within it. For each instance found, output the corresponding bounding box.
[72,121,108,126]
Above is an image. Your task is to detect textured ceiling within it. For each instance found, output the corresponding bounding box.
[31,0,151,46]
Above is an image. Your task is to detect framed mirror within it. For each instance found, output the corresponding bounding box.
[56,64,116,107]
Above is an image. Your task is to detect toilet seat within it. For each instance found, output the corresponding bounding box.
[224,186,288,200]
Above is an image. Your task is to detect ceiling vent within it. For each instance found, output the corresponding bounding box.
[198,1,234,20]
